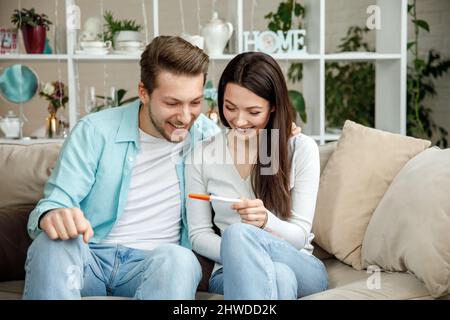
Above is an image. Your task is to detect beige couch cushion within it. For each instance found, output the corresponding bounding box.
[312,121,431,270]
[319,141,337,175]
[362,147,450,298]
[0,143,62,208]
[302,259,436,300]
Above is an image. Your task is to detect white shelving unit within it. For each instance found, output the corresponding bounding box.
[0,0,407,145]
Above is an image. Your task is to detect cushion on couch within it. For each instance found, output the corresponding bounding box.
[362,147,450,298]
[318,141,337,176]
[0,205,34,282]
[301,259,435,300]
[312,120,431,270]
[0,143,62,208]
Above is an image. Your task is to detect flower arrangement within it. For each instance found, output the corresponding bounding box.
[39,81,68,114]
[204,80,218,109]
[204,80,219,124]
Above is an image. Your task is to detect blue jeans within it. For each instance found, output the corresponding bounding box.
[23,233,202,300]
[208,223,328,300]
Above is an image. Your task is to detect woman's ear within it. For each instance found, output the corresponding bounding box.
[270,105,275,113]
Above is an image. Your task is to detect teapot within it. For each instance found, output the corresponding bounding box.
[181,33,205,50]
[0,110,21,138]
[201,12,233,56]
[79,16,102,42]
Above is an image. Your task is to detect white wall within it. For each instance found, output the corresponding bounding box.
[1,0,449,139]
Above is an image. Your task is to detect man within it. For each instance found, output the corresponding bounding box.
[23,36,220,299]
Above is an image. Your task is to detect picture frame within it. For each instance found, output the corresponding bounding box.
[0,28,18,54]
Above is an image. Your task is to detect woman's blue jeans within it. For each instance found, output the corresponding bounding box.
[209,223,328,300]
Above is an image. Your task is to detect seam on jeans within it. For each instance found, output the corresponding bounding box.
[84,245,105,284]
[22,239,38,298]
[106,245,120,294]
[133,259,153,300]
[115,260,147,288]
[260,238,277,299]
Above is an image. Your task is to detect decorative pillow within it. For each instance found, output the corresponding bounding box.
[319,141,337,176]
[0,143,61,208]
[312,120,431,270]
[0,205,34,281]
[362,147,450,298]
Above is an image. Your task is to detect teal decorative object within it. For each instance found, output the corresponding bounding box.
[44,38,52,54]
[0,64,39,103]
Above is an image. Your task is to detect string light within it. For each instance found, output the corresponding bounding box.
[250,0,258,34]
[54,0,63,121]
[179,0,186,35]
[211,0,217,17]
[17,0,25,138]
[99,0,107,103]
[141,0,149,44]
[196,0,202,34]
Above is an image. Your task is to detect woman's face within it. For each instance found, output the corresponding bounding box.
[223,83,273,138]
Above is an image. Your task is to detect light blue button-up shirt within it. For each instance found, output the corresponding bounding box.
[27,100,221,249]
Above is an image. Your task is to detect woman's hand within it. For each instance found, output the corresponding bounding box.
[291,122,302,136]
[231,197,268,229]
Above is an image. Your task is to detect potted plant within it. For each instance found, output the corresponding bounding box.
[265,0,307,125]
[11,8,52,54]
[90,88,138,113]
[103,10,142,48]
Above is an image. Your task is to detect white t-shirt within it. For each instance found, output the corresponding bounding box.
[102,129,184,251]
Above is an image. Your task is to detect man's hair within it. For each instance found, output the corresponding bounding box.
[139,36,209,94]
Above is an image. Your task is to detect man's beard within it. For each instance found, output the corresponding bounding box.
[147,104,190,143]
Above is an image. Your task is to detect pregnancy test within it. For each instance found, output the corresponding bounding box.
[188,193,243,203]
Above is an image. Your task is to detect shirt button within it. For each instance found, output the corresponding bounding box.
[128,156,134,162]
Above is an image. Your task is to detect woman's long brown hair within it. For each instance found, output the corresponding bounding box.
[218,52,295,220]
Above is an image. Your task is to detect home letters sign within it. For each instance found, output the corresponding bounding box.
[243,29,306,55]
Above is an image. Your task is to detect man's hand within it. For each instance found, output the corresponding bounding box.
[231,197,268,229]
[39,208,94,244]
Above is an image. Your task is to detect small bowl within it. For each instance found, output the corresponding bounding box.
[80,41,112,49]
[116,41,143,48]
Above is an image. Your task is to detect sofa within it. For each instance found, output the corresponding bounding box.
[0,121,449,300]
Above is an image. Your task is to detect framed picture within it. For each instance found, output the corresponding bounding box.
[0,28,18,54]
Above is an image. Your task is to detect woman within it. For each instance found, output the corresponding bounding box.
[186,52,328,299]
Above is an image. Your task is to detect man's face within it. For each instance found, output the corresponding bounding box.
[138,70,204,142]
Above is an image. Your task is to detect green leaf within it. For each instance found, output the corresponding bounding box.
[407,4,414,13]
[413,19,430,32]
[120,97,139,106]
[414,58,426,70]
[407,41,416,50]
[294,3,302,16]
[117,89,127,104]
[288,90,307,123]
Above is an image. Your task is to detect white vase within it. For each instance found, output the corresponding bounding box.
[201,12,233,56]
